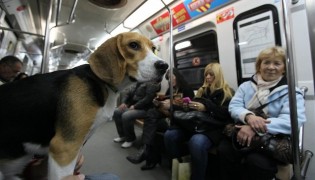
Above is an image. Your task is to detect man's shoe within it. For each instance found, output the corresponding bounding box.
[113,137,125,143]
[126,145,147,164]
[121,141,134,148]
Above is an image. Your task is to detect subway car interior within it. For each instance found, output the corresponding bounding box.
[0,0,315,179]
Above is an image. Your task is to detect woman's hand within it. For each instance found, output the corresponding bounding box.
[188,101,206,111]
[245,114,271,133]
[235,125,256,147]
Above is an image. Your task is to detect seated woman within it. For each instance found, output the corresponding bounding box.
[218,46,307,180]
[126,68,195,170]
[164,63,234,180]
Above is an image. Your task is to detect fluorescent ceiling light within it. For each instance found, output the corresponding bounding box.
[110,23,130,36]
[175,41,191,50]
[95,23,130,49]
[94,34,112,49]
[124,0,174,29]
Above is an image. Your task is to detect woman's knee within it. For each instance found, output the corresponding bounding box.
[164,130,176,141]
[189,134,211,151]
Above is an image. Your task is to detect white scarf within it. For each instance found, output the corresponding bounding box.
[247,74,283,110]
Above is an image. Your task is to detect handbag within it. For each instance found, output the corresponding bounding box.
[173,110,226,133]
[225,126,292,165]
[173,111,225,126]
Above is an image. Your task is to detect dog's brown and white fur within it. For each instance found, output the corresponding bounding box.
[0,32,168,180]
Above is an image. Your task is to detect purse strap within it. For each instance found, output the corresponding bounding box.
[255,93,288,111]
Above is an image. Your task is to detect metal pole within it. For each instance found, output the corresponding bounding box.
[67,0,78,23]
[41,0,53,73]
[161,0,174,114]
[56,0,62,26]
[281,0,301,179]
[305,0,315,92]
[0,26,44,37]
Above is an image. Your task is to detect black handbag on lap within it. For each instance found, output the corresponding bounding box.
[225,126,292,165]
[173,110,226,133]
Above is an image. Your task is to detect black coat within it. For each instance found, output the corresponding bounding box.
[173,88,233,145]
[121,82,160,110]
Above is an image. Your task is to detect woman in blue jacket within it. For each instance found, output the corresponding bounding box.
[218,46,307,180]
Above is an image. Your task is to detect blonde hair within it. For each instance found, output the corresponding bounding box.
[255,46,286,74]
[196,63,233,105]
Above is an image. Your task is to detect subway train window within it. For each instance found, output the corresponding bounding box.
[174,31,219,90]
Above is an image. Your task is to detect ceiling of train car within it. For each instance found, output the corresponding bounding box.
[42,0,145,49]
[44,0,145,70]
[1,0,146,71]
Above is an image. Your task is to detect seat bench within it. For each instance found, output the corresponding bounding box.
[135,118,144,127]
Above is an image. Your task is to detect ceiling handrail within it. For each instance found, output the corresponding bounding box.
[0,26,44,37]
[55,0,62,26]
[54,0,78,27]
[67,0,78,24]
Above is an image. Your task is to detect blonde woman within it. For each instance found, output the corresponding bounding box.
[164,63,234,180]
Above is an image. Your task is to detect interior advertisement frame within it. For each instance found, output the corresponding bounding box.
[233,4,281,85]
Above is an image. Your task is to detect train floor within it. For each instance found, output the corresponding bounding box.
[80,120,172,180]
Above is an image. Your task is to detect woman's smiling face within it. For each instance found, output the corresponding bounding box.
[259,57,285,81]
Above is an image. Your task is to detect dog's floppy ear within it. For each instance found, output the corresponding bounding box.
[88,34,127,86]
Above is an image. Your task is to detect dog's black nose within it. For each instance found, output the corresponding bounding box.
[154,60,169,71]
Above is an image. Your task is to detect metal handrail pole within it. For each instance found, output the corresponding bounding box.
[56,0,62,26]
[41,0,53,73]
[281,0,302,179]
[305,0,315,91]
[161,0,174,114]
[0,26,44,37]
[68,0,78,23]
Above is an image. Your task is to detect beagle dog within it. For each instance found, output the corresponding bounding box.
[0,32,168,180]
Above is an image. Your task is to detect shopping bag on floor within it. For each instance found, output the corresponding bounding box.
[171,156,191,180]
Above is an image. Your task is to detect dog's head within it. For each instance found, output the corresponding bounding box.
[88,32,168,87]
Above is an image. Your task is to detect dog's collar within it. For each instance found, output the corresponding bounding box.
[105,83,118,93]
[74,65,119,93]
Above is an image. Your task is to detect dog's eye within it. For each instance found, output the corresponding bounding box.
[129,42,140,50]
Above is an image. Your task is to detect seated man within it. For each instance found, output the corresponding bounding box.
[113,80,161,148]
[0,55,23,85]
[126,68,195,170]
